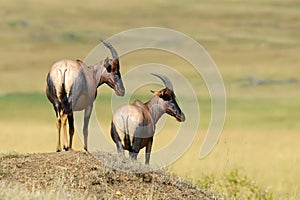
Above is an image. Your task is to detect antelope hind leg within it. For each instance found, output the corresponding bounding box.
[56,116,62,152]
[68,113,74,150]
[61,114,69,151]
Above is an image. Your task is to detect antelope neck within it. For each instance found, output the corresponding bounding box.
[95,62,106,87]
[146,95,165,125]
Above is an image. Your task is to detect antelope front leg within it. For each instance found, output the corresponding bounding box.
[83,104,93,151]
[145,137,153,165]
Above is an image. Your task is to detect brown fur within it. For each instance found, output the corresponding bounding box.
[46,43,124,152]
[111,87,185,164]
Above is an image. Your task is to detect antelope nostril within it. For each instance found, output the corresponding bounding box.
[176,111,185,121]
[181,113,186,122]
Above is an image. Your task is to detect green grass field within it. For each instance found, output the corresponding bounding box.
[1,0,299,198]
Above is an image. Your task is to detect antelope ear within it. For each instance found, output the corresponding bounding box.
[76,59,83,65]
[104,57,109,67]
[157,90,164,97]
[104,57,112,72]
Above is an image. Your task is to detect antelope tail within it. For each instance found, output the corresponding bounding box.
[59,69,71,114]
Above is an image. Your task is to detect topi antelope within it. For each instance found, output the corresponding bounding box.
[46,41,125,152]
[110,73,185,164]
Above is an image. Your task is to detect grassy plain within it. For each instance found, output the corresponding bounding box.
[0,0,300,198]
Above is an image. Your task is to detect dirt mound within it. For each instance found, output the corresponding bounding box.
[0,151,211,199]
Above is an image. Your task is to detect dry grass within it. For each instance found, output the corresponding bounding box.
[0,151,209,200]
[0,181,96,200]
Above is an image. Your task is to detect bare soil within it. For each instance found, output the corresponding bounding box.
[0,151,211,199]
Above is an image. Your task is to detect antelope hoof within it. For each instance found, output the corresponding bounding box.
[56,148,62,152]
[129,152,138,160]
[63,146,69,151]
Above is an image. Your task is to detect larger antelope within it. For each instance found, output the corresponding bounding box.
[110,73,185,164]
[46,41,125,152]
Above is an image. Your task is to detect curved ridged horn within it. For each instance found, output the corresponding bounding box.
[102,40,119,60]
[151,73,174,91]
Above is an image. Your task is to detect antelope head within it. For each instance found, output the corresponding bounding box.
[151,73,185,122]
[101,41,125,96]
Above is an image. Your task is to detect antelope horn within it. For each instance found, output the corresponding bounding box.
[101,40,119,60]
[151,73,174,91]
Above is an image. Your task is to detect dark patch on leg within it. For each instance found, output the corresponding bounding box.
[124,134,132,152]
[46,74,62,117]
[131,137,142,160]
[111,122,124,153]
[46,74,57,104]
[118,116,132,152]
[60,83,71,114]
[68,112,74,150]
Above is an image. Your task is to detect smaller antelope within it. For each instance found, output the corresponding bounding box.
[110,73,185,164]
[46,41,124,152]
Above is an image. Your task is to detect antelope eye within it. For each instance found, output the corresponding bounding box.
[106,65,112,72]
[162,93,171,101]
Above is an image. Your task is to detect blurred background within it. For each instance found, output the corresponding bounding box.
[0,0,299,198]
